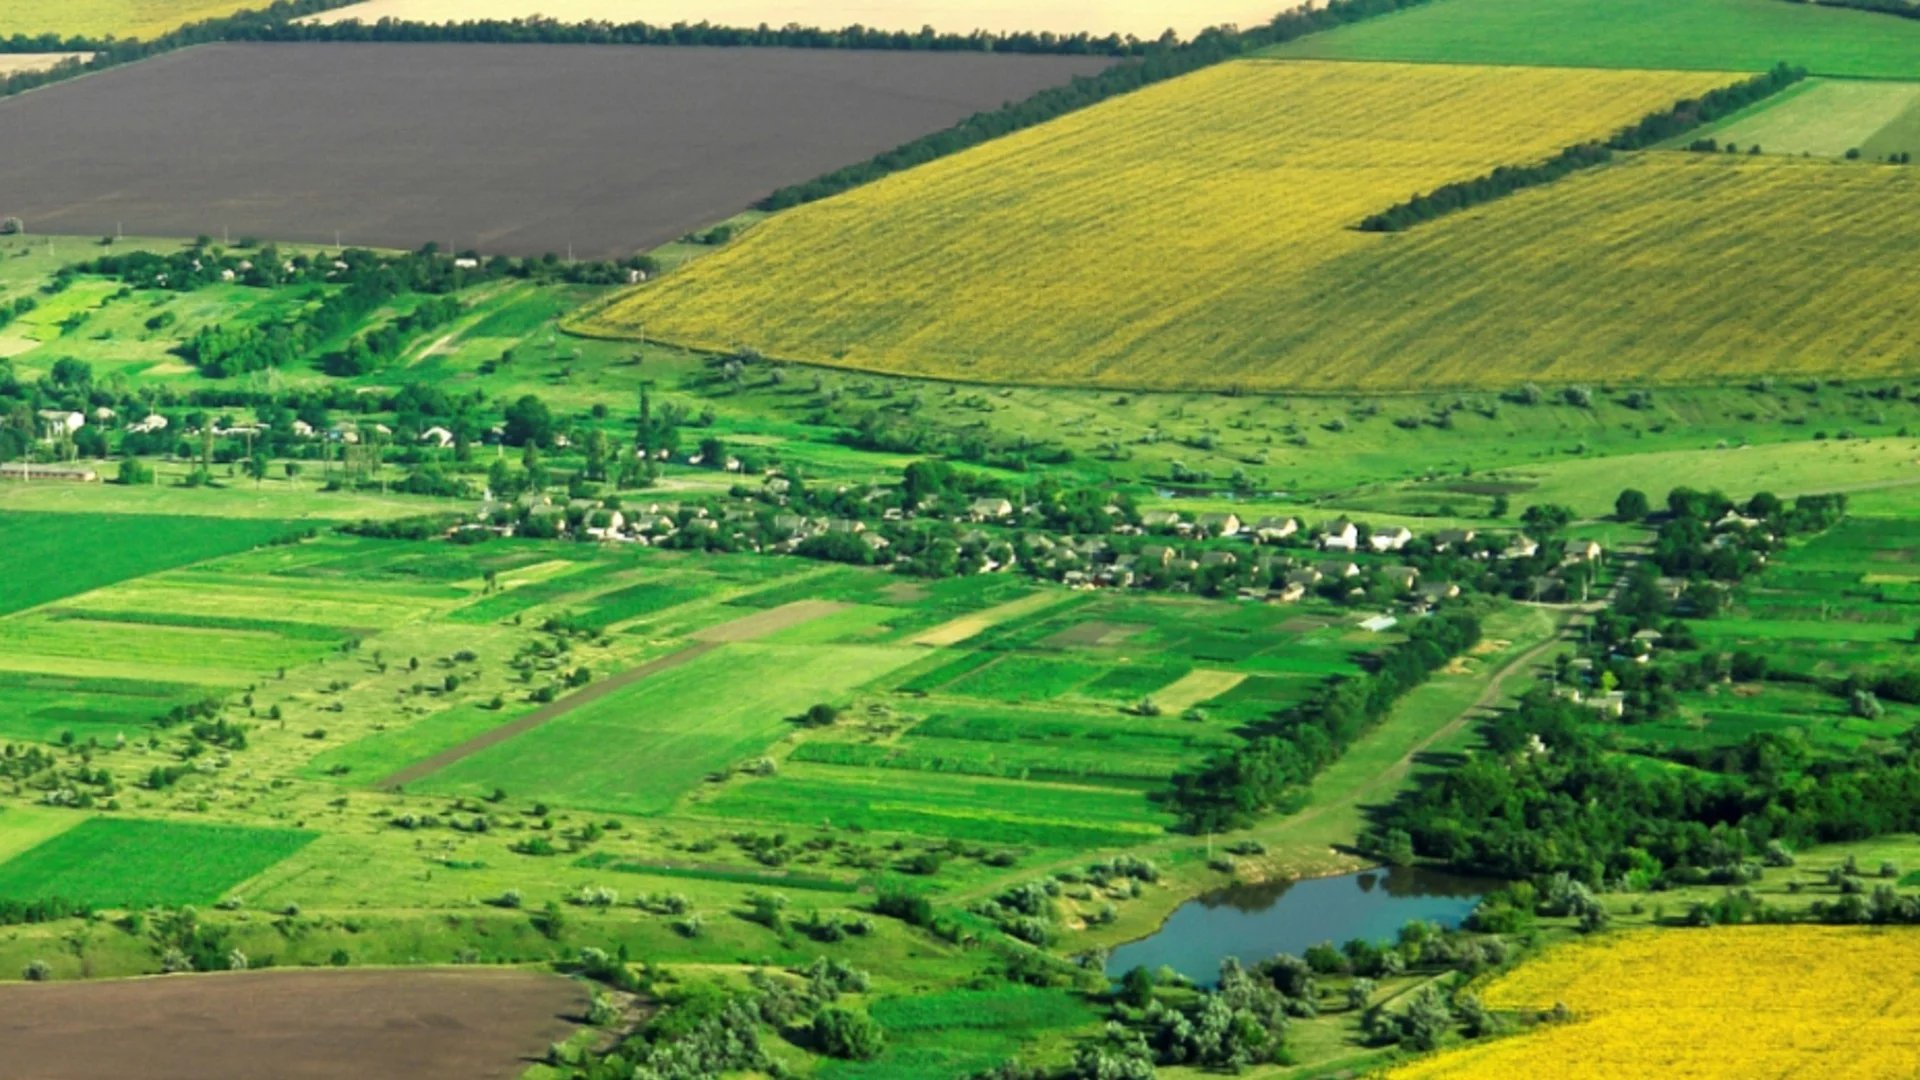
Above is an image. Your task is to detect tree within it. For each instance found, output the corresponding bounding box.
[1615,488,1650,522]
[283,461,301,483]
[245,451,269,486]
[583,428,610,482]
[1119,965,1156,1008]
[116,457,153,486]
[1521,503,1575,535]
[502,394,554,447]
[814,1007,886,1060]
[1490,494,1510,519]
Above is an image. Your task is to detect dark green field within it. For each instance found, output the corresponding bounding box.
[0,818,314,908]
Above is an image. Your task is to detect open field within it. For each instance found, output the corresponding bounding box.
[0,42,1111,257]
[305,0,1289,38]
[1268,0,1920,78]
[1707,77,1920,158]
[0,2,258,39]
[0,53,95,76]
[0,969,586,1080]
[584,59,1735,391]
[1385,927,1920,1079]
[0,818,315,908]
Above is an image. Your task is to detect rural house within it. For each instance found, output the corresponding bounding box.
[1369,526,1413,552]
[1195,512,1242,537]
[969,497,1015,520]
[1319,519,1360,552]
[1254,516,1300,541]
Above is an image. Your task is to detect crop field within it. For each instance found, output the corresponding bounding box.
[1707,78,1920,159]
[0,970,587,1080]
[306,0,1287,38]
[0,818,314,908]
[1268,0,1920,78]
[0,1,258,39]
[0,53,94,76]
[580,59,1738,391]
[1385,926,1920,1079]
[0,43,1112,258]
[0,511,301,617]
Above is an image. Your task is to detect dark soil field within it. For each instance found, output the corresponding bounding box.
[0,968,587,1079]
[0,43,1111,257]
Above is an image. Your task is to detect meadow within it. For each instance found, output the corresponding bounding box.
[579,59,1735,392]
[1384,926,1920,1079]
[0,818,314,908]
[1267,0,1920,78]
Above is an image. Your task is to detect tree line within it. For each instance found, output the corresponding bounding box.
[1168,609,1483,833]
[1359,63,1807,233]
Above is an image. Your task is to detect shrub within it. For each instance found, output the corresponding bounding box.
[814,1006,886,1060]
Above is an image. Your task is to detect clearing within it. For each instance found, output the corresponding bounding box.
[0,42,1112,257]
[1267,0,1920,79]
[305,0,1287,39]
[581,59,1736,391]
[0,969,586,1080]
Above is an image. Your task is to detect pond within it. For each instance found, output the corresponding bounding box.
[1106,866,1496,984]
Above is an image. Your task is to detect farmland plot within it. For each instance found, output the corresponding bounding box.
[0,43,1114,258]
[587,59,1736,391]
[0,818,314,908]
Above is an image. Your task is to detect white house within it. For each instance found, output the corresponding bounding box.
[1502,535,1541,559]
[37,410,84,437]
[969,497,1015,520]
[1254,517,1300,541]
[1319,520,1359,552]
[1195,512,1242,537]
[128,414,169,435]
[1370,526,1413,553]
[421,426,455,449]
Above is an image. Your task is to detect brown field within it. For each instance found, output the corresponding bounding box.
[0,53,94,76]
[0,42,1110,257]
[0,969,587,1080]
[305,0,1292,39]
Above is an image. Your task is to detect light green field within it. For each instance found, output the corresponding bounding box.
[413,642,922,814]
[1709,78,1920,157]
[1268,0,1920,78]
[0,818,314,909]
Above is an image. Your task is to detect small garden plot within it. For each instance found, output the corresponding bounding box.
[1081,663,1194,702]
[1040,621,1151,649]
[0,818,314,908]
[912,705,1238,755]
[700,763,1172,848]
[1151,670,1249,713]
[564,581,708,632]
[0,670,204,741]
[942,654,1109,702]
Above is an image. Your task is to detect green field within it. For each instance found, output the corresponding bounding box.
[1707,77,1920,157]
[0,818,314,908]
[413,642,923,814]
[1269,0,1920,77]
[0,511,300,616]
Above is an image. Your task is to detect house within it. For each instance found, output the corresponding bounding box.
[1419,582,1461,603]
[969,497,1015,520]
[1360,615,1399,633]
[1587,691,1627,717]
[1317,560,1361,579]
[1198,550,1239,569]
[585,509,626,538]
[1369,526,1414,553]
[1715,510,1763,531]
[1285,569,1323,588]
[421,426,455,449]
[1319,520,1360,552]
[860,532,892,552]
[291,420,315,438]
[1562,539,1603,563]
[1140,510,1183,530]
[454,257,481,269]
[1632,629,1664,647]
[826,519,866,535]
[1502,534,1541,559]
[1195,512,1242,537]
[773,513,809,535]
[0,464,97,482]
[1380,565,1421,590]
[128,414,169,435]
[1432,529,1477,552]
[1271,581,1308,604]
[36,410,84,437]
[1253,516,1300,541]
[91,406,116,423]
[1139,545,1176,568]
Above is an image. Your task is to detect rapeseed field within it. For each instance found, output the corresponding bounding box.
[1388,926,1920,1079]
[580,59,1733,392]
[0,1,259,39]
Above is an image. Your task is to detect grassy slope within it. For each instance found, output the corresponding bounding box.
[1267,0,1920,77]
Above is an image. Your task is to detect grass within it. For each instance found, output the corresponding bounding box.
[0,818,315,909]
[576,59,1734,392]
[1707,77,1920,157]
[412,642,921,814]
[0,511,300,617]
[1266,0,1920,78]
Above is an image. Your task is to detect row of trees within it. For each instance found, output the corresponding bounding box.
[1360,64,1807,232]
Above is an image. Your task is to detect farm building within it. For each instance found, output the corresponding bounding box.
[0,464,98,482]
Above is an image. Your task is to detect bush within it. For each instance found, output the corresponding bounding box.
[814,1006,886,1060]
[22,959,50,982]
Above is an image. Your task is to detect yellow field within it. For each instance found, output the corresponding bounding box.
[1,1,258,39]
[0,54,94,75]
[580,59,1735,391]
[1388,927,1920,1079]
[304,0,1283,37]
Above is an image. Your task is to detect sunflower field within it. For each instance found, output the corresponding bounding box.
[1386,926,1920,1079]
[579,59,1736,392]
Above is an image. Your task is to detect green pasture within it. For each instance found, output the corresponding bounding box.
[413,642,921,815]
[1707,77,1920,157]
[0,511,300,617]
[699,762,1172,848]
[1267,0,1920,78]
[0,817,314,908]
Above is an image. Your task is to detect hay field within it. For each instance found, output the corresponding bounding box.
[1387,927,1920,1079]
[0,54,94,76]
[1,2,256,39]
[584,59,1732,392]
[304,0,1287,39]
